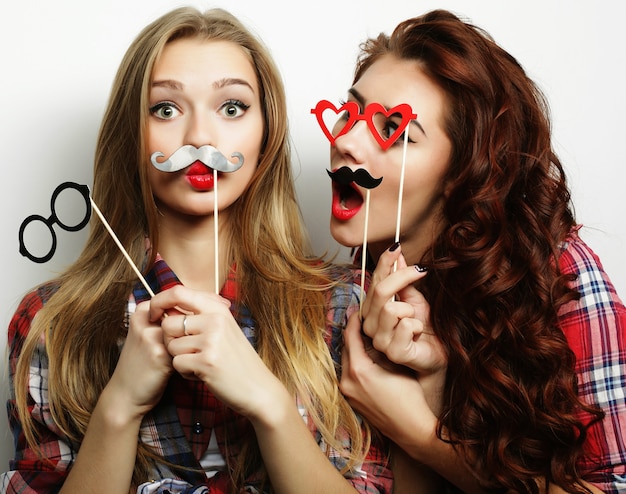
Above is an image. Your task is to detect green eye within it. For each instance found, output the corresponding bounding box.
[221,99,250,119]
[149,102,179,120]
[225,104,239,117]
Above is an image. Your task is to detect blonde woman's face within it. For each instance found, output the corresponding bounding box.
[146,38,263,217]
[328,54,452,264]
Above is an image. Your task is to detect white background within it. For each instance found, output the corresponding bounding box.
[1,0,625,472]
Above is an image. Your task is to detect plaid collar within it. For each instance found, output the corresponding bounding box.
[133,253,238,304]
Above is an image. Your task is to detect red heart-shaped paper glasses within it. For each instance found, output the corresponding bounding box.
[311,100,417,150]
[312,99,417,313]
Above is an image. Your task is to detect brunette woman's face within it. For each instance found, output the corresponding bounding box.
[328,54,452,264]
[146,37,263,218]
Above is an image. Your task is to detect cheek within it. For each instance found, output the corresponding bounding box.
[400,172,448,225]
[146,125,178,157]
[331,117,350,137]
[146,166,164,194]
[232,149,260,181]
[374,182,397,208]
[227,155,258,195]
[233,121,264,162]
[240,160,258,185]
[145,124,160,152]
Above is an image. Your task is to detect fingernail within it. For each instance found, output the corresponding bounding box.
[414,265,428,272]
[389,242,400,252]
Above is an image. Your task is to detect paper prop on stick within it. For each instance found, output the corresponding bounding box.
[18,181,154,296]
[19,182,92,263]
[327,167,382,317]
[311,100,416,151]
[312,100,417,306]
[151,144,244,294]
[151,144,243,173]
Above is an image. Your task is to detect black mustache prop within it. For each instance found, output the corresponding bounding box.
[327,166,383,189]
[151,145,244,173]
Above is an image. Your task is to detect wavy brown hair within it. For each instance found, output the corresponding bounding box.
[13,7,368,493]
[354,9,603,493]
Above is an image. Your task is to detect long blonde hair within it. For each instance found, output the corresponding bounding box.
[14,7,368,492]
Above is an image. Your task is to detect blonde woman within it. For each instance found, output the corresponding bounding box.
[2,7,392,494]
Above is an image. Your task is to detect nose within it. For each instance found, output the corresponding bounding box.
[332,119,372,164]
[184,110,214,148]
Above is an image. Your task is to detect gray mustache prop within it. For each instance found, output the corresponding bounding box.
[151,145,244,173]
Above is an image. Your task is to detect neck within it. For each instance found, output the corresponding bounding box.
[157,210,230,293]
[369,224,440,268]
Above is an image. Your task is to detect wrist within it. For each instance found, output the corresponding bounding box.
[245,375,294,430]
[395,411,440,463]
[418,369,446,417]
[95,385,146,432]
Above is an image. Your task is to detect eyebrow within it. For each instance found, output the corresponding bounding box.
[213,77,254,92]
[152,79,183,90]
[151,77,255,92]
[348,87,427,137]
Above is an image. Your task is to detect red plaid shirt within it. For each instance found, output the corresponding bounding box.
[556,228,626,493]
[355,228,626,493]
[2,258,393,494]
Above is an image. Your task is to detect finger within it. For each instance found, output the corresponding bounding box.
[395,278,429,310]
[170,354,200,381]
[361,244,402,318]
[129,300,156,333]
[366,299,415,346]
[149,285,229,322]
[161,313,191,339]
[371,244,403,287]
[373,265,427,303]
[364,265,427,330]
[135,300,150,314]
[384,317,424,365]
[340,313,376,397]
[395,251,409,270]
[342,312,367,361]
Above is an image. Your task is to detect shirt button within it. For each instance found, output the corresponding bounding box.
[193,421,204,434]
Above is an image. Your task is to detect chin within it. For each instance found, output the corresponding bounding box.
[330,222,362,250]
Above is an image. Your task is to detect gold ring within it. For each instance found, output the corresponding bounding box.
[182,315,188,335]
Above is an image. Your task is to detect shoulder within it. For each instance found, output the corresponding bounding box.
[325,264,369,313]
[323,264,367,359]
[9,282,60,342]
[7,281,60,373]
[559,227,605,275]
[557,227,626,352]
[558,227,623,306]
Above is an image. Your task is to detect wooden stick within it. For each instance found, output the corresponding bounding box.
[214,169,219,294]
[360,189,371,319]
[393,130,410,273]
[89,197,155,297]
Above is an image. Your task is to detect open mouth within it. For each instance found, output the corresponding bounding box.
[331,182,364,220]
